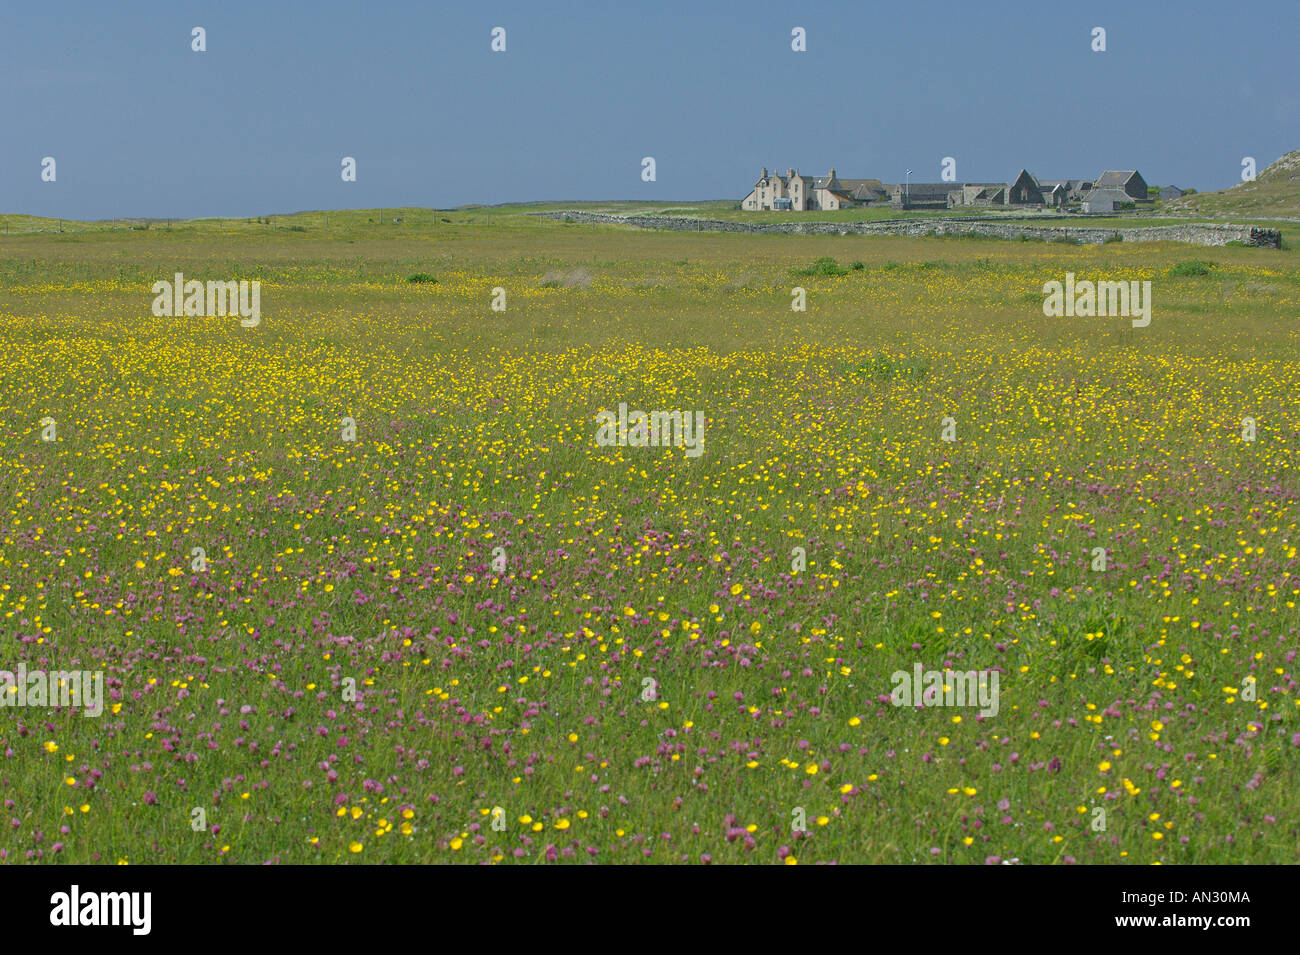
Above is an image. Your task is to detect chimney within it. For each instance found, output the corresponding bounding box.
[829,167,837,179]
[761,167,768,178]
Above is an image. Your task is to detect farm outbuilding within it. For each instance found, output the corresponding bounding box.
[1095,170,1149,201]
[1082,187,1134,214]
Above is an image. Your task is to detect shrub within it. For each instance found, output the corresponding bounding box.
[407,273,438,284]
[792,256,848,277]
[1170,261,1212,277]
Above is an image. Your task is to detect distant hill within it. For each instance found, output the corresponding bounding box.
[1166,150,1300,219]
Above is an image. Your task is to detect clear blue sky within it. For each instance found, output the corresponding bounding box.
[2,0,1296,219]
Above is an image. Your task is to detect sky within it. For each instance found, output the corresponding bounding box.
[2,0,1296,220]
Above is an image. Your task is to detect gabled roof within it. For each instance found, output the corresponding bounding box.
[841,179,888,200]
[1096,170,1140,188]
[1006,170,1046,202]
[839,178,885,190]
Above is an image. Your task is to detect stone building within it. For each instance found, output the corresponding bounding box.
[1006,169,1045,205]
[742,168,814,211]
[948,184,1006,207]
[1082,188,1134,213]
[1065,180,1095,201]
[1095,170,1149,201]
[1043,183,1069,207]
[811,169,858,210]
[839,178,890,204]
[890,182,959,209]
[742,167,883,211]
[742,165,1152,212]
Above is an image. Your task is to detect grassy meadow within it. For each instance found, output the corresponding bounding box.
[0,211,1297,864]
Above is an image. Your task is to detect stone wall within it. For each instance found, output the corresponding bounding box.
[533,211,1282,248]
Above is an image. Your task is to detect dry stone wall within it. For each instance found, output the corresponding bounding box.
[534,211,1282,248]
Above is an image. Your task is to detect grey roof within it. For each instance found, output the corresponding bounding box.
[1096,170,1140,188]
[812,171,855,190]
[896,183,959,198]
[839,179,888,200]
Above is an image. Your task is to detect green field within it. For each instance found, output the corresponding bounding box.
[4,198,1298,239]
[0,212,1297,864]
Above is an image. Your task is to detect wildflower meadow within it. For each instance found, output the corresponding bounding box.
[1,212,1297,865]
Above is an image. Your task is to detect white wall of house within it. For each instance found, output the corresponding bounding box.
[814,188,846,210]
